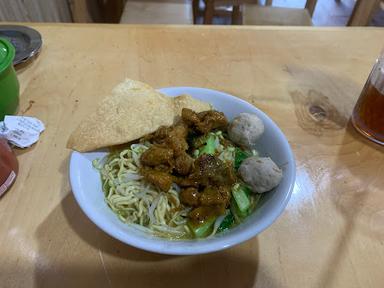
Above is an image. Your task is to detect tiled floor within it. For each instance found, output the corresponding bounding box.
[196,0,384,26]
[271,0,355,26]
[268,0,384,26]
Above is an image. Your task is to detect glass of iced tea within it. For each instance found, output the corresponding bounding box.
[352,50,384,145]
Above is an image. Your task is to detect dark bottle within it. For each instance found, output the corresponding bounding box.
[0,138,18,196]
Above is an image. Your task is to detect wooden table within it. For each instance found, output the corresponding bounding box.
[1,24,384,288]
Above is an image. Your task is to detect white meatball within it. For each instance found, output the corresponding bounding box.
[228,113,264,148]
[239,157,283,193]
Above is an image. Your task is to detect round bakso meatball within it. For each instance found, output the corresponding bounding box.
[239,156,283,193]
[228,113,264,148]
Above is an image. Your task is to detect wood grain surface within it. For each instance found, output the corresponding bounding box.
[1,24,384,288]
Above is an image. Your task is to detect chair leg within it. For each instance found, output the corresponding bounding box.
[192,0,200,24]
[232,5,241,24]
[305,0,318,16]
[204,0,214,24]
[348,0,380,26]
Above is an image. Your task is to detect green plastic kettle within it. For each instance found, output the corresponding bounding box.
[0,37,19,121]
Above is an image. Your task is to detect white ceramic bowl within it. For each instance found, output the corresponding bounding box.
[69,87,295,255]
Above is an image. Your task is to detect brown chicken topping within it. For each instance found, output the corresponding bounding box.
[140,168,173,192]
[180,187,200,207]
[174,152,194,176]
[182,108,228,134]
[139,108,235,223]
[140,146,174,167]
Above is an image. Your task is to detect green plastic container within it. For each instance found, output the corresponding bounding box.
[0,38,19,121]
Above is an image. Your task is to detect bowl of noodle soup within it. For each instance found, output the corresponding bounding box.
[69,87,295,255]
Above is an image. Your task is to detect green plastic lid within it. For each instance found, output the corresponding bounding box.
[0,37,15,74]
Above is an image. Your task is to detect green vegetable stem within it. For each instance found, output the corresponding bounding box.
[232,183,251,215]
[188,217,216,238]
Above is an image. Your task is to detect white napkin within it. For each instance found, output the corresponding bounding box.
[0,116,45,148]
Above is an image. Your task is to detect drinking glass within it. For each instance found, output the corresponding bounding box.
[351,50,384,145]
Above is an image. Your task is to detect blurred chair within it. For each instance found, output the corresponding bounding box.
[120,0,193,24]
[193,0,254,24]
[71,0,125,23]
[243,0,317,26]
[348,0,381,26]
[198,0,317,26]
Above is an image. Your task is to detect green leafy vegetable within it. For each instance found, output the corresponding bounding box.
[234,148,251,170]
[188,217,216,238]
[218,212,235,232]
[200,134,217,155]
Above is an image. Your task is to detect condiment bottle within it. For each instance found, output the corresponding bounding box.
[0,138,18,196]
